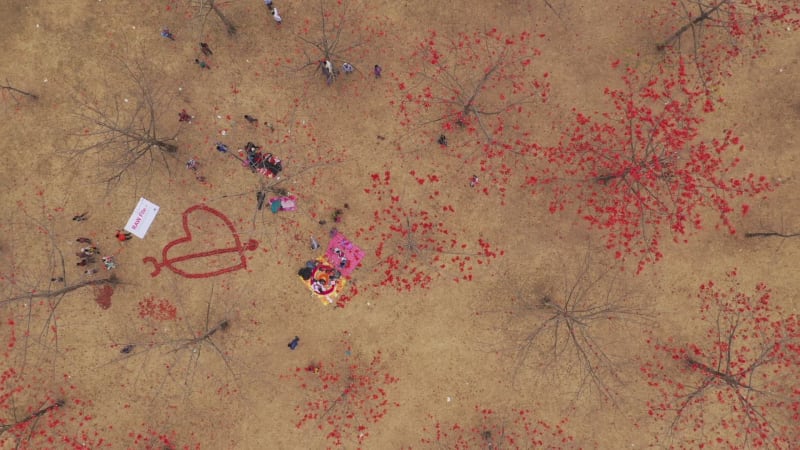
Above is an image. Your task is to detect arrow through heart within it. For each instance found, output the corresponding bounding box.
[143,204,259,278]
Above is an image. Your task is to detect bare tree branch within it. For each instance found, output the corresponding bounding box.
[484,253,651,405]
[68,55,180,189]
[1,79,38,101]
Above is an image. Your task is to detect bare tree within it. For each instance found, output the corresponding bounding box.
[69,56,180,189]
[99,287,243,408]
[482,253,650,405]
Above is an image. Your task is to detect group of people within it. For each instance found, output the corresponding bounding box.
[244,141,283,177]
[319,59,382,85]
[298,260,342,296]
[160,28,215,70]
[74,238,116,274]
[72,215,131,275]
[163,7,383,86]
[215,141,284,178]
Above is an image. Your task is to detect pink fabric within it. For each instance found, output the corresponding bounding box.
[269,196,297,212]
[325,231,364,278]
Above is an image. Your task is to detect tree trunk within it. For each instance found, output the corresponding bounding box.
[153,139,178,153]
[0,83,38,100]
[211,3,237,36]
[657,0,731,51]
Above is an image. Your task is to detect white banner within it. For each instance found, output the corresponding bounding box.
[124,197,160,239]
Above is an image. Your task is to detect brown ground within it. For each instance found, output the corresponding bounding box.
[1,0,799,448]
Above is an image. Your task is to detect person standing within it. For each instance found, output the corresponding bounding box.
[115,230,133,242]
[264,0,274,10]
[373,64,382,78]
[102,256,117,270]
[200,42,213,56]
[272,7,282,24]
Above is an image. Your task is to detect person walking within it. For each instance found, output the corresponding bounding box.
[272,7,282,24]
[264,0,274,10]
[195,58,210,69]
[373,64,382,78]
[161,28,175,40]
[200,42,213,56]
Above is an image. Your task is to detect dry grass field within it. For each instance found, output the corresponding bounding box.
[1,0,799,448]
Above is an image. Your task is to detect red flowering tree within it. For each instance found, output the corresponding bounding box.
[651,0,800,88]
[537,61,770,272]
[126,423,201,450]
[0,316,111,448]
[395,28,550,198]
[641,269,800,448]
[419,406,583,449]
[357,170,502,292]
[288,337,399,449]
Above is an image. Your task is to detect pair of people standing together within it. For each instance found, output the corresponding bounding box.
[264,0,282,24]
